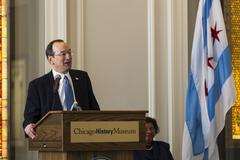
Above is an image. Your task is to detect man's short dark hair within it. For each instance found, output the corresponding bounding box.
[145,117,160,134]
[45,39,64,58]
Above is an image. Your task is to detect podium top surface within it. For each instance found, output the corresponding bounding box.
[35,110,148,127]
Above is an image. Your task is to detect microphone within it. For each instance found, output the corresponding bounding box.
[71,101,82,111]
[52,74,61,110]
[53,74,61,93]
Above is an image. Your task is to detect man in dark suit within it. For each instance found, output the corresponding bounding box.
[23,39,99,139]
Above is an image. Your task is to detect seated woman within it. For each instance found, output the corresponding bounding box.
[134,117,174,160]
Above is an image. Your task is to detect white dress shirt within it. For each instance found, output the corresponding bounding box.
[52,69,76,110]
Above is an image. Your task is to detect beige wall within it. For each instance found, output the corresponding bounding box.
[83,0,148,110]
[12,0,44,159]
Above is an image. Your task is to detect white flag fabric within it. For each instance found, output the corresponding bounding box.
[182,0,236,159]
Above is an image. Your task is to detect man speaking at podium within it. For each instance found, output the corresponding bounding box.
[23,39,100,139]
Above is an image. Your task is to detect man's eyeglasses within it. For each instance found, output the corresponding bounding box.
[54,51,74,57]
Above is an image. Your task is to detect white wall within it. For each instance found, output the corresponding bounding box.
[155,0,188,159]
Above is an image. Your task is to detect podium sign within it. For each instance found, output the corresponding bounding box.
[71,121,139,143]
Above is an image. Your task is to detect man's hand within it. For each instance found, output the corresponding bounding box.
[24,123,37,139]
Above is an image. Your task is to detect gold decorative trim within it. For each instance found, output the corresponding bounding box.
[0,0,7,159]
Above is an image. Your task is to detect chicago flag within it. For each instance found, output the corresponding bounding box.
[182,0,236,159]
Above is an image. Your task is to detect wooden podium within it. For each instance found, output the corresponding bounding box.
[28,111,147,160]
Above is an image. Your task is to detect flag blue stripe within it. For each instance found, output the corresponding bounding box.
[207,47,232,120]
[202,0,213,47]
[186,72,205,155]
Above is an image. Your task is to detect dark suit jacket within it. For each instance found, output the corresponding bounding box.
[133,141,174,160]
[23,69,99,129]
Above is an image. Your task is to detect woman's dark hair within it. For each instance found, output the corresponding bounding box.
[145,117,160,134]
[45,39,64,58]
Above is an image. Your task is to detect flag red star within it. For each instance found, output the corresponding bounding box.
[207,57,214,69]
[211,22,222,45]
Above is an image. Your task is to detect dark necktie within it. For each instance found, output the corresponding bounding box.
[63,76,74,110]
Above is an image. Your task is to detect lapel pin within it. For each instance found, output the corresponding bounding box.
[75,77,79,80]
